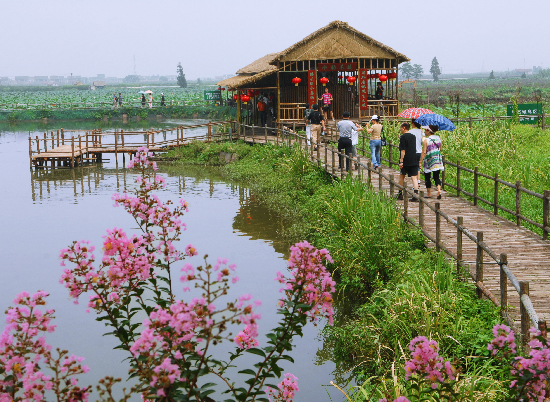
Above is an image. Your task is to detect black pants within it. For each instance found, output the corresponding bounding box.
[259,111,266,126]
[338,137,353,171]
[424,170,442,189]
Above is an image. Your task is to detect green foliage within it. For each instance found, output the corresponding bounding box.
[489,70,495,80]
[401,63,414,79]
[430,57,441,81]
[413,64,424,79]
[177,62,188,88]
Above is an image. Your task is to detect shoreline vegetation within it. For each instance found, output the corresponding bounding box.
[165,141,508,398]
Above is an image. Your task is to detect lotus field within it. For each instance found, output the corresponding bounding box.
[0,85,228,110]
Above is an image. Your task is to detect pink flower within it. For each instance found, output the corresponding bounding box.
[266,373,299,402]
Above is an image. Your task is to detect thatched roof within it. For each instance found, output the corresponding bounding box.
[272,20,409,63]
[217,70,276,90]
[236,53,280,75]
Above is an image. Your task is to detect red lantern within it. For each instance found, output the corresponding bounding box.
[390,72,397,79]
[232,94,238,100]
[374,73,380,79]
[292,77,301,86]
[346,76,357,85]
[221,87,226,91]
[379,75,388,82]
[254,90,261,97]
[247,90,254,97]
[320,77,329,86]
[241,95,250,104]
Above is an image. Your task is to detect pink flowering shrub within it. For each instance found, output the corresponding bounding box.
[0,291,91,402]
[488,324,550,402]
[265,373,299,402]
[55,148,335,401]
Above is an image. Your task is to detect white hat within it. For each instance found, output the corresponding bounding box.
[422,125,433,132]
[371,115,379,121]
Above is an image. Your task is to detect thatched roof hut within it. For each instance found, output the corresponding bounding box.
[219,20,409,123]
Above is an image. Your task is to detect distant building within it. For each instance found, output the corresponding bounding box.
[514,69,532,75]
[96,74,106,79]
[92,81,107,88]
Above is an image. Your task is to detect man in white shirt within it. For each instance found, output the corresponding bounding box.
[409,119,425,183]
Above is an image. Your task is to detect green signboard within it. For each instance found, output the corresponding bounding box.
[204,90,221,101]
[506,103,542,124]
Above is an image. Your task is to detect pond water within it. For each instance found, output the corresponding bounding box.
[0,120,346,401]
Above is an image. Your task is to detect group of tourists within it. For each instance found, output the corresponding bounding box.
[112,92,123,108]
[139,93,166,109]
[256,93,277,126]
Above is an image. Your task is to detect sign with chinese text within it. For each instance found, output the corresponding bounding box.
[358,68,369,111]
[506,103,542,124]
[204,90,221,101]
[308,70,317,107]
[318,62,357,72]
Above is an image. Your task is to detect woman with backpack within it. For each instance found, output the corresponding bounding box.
[419,125,444,199]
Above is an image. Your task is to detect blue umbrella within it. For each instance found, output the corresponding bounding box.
[414,114,456,131]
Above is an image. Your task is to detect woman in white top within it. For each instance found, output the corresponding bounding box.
[419,125,444,199]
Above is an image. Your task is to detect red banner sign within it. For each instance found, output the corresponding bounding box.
[318,62,357,72]
[359,68,369,111]
[308,70,317,107]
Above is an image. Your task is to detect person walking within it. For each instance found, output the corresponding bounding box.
[337,111,363,172]
[409,119,424,183]
[419,125,444,199]
[148,93,153,109]
[160,93,166,107]
[141,94,146,108]
[304,103,313,145]
[306,104,324,150]
[397,122,420,201]
[112,93,118,109]
[366,114,383,169]
[257,97,267,126]
[319,87,335,121]
[118,92,123,107]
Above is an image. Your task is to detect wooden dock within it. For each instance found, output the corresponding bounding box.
[29,121,549,343]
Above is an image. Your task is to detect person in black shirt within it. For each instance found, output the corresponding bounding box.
[375,82,384,100]
[306,104,325,150]
[397,122,420,201]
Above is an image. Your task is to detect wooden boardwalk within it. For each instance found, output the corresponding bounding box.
[29,122,549,340]
[237,125,549,339]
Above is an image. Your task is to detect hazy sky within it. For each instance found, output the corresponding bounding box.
[2,0,549,79]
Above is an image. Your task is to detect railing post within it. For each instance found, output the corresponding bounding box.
[252,125,255,145]
[519,281,530,345]
[441,155,446,189]
[265,125,268,143]
[457,216,463,275]
[340,151,344,179]
[28,137,33,169]
[367,161,372,186]
[435,202,441,251]
[419,190,424,227]
[543,190,549,240]
[121,129,124,147]
[515,181,521,226]
[456,160,461,197]
[494,173,499,216]
[403,183,408,219]
[389,174,395,197]
[378,165,383,193]
[115,131,118,161]
[208,122,212,142]
[56,129,60,147]
[500,253,508,317]
[331,147,335,176]
[357,155,361,180]
[71,137,75,168]
[44,133,47,152]
[476,231,484,299]
[325,142,329,168]
[473,166,479,206]
[61,129,65,145]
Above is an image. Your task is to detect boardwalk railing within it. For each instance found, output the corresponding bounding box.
[1,100,226,110]
[235,122,546,344]
[379,141,550,239]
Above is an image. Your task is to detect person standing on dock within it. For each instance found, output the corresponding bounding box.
[257,97,267,127]
[148,93,153,109]
[112,93,118,109]
[319,87,334,122]
[366,115,383,169]
[337,111,363,172]
[141,94,146,108]
[419,125,444,199]
[409,119,424,184]
[118,93,123,107]
[397,122,420,201]
[307,104,325,150]
[160,93,166,107]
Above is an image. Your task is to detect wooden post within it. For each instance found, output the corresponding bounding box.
[121,129,124,147]
[325,143,329,168]
[340,151,344,180]
[56,130,60,147]
[419,190,424,227]
[389,174,395,196]
[367,161,372,186]
[115,131,118,162]
[469,116,473,129]
[331,147,335,176]
[476,231,484,299]
[403,183,408,219]
[515,181,521,226]
[494,173,499,215]
[500,253,508,316]
[473,166,479,206]
[36,135,40,154]
[378,165,383,193]
[252,125,255,145]
[44,133,47,152]
[520,281,530,345]
[543,190,549,240]
[51,131,54,149]
[71,137,75,168]
[457,216,464,274]
[28,137,33,169]
[78,136,82,166]
[456,160,461,197]
[265,125,268,143]
[441,155,446,189]
[61,129,65,145]
[152,131,155,147]
[435,202,441,251]
[208,121,212,142]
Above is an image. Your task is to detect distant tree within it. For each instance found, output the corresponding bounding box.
[197,78,202,84]
[177,63,187,88]
[489,70,495,79]
[123,75,140,83]
[521,72,527,79]
[430,57,441,81]
[400,62,414,79]
[412,64,424,79]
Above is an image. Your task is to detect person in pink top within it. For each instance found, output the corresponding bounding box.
[318,87,334,121]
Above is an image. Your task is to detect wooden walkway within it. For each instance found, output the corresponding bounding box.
[236,125,549,340]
